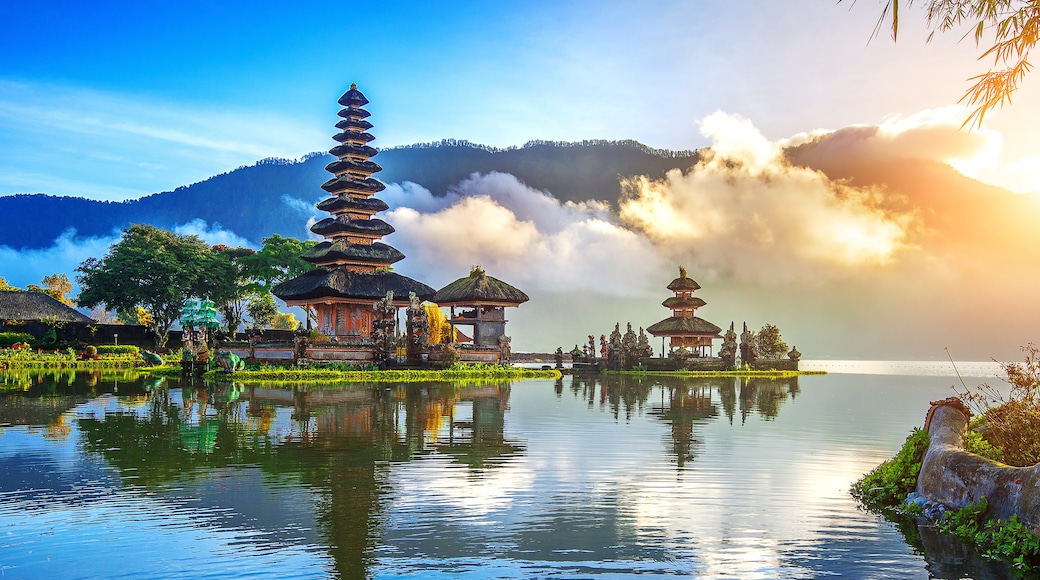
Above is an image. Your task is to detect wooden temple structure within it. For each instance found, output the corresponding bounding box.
[431,266,529,349]
[272,84,434,341]
[646,267,721,357]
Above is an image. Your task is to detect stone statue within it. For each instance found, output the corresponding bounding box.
[720,322,738,368]
[215,350,245,372]
[788,346,801,361]
[555,347,564,370]
[498,334,512,362]
[739,322,757,367]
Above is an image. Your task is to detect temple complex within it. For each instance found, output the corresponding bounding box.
[273,84,434,340]
[646,266,721,357]
[432,266,529,351]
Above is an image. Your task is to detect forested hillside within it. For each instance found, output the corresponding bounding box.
[0,140,701,250]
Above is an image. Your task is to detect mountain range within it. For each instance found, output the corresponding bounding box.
[0,139,700,250]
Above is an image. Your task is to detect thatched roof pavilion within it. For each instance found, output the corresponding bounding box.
[646,267,720,357]
[0,290,95,323]
[273,84,433,340]
[431,266,528,348]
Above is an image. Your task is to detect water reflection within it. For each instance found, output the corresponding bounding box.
[0,369,1017,579]
[564,374,800,466]
[46,374,515,578]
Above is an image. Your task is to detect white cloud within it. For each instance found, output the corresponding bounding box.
[385,172,668,295]
[172,219,254,248]
[618,112,918,283]
[0,229,120,294]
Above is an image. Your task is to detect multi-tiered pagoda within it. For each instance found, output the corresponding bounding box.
[646,266,721,357]
[273,84,434,340]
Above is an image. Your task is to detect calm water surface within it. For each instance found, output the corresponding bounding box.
[0,362,1019,579]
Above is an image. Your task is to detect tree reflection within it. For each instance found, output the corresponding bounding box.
[564,374,800,466]
[71,378,520,579]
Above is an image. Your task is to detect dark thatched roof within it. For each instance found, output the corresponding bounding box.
[301,240,405,266]
[337,84,370,107]
[667,266,701,292]
[646,316,721,337]
[337,106,371,120]
[335,118,374,132]
[272,268,434,302]
[320,175,386,195]
[316,195,389,215]
[329,143,378,159]
[0,290,95,323]
[431,267,529,307]
[325,158,382,176]
[309,216,394,238]
[332,130,376,144]
[662,296,707,310]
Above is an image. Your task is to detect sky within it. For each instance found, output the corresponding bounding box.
[2,0,1039,360]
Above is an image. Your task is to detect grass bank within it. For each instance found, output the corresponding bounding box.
[201,365,562,384]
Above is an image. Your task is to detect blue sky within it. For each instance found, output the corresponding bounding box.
[3,0,1037,202]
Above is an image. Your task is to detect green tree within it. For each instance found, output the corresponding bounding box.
[755,324,789,359]
[855,0,1038,126]
[210,245,258,336]
[246,292,279,333]
[76,224,230,347]
[240,234,317,291]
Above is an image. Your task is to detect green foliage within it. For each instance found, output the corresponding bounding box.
[964,429,1006,463]
[239,234,316,291]
[84,345,98,358]
[958,343,1040,466]
[97,345,140,356]
[852,0,1039,127]
[76,224,235,347]
[246,292,278,332]
[937,498,1040,572]
[755,324,789,359]
[0,332,35,348]
[851,427,930,511]
[209,245,257,335]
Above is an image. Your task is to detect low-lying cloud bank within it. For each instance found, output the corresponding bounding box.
[385,172,668,295]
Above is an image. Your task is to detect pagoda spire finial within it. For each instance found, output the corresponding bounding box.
[679,265,687,279]
[350,82,357,90]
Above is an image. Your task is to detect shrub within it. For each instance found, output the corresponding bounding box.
[83,345,98,358]
[851,427,930,511]
[938,498,1040,572]
[96,345,140,356]
[0,332,35,348]
[958,344,1040,466]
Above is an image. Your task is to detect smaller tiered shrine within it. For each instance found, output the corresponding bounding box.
[646,267,721,357]
[431,266,529,350]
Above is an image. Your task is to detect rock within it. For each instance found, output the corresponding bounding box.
[915,399,1040,531]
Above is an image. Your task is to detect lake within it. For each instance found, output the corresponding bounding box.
[0,361,1019,579]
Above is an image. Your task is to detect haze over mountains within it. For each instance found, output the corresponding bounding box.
[0,140,698,250]
[2,130,1038,360]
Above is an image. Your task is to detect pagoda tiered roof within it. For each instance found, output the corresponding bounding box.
[274,268,433,302]
[325,158,382,176]
[273,83,432,306]
[647,266,720,342]
[662,296,707,310]
[309,215,395,238]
